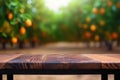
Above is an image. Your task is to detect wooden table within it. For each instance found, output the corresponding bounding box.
[0,54,120,80]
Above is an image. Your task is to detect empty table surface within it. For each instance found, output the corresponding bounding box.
[0,54,120,70]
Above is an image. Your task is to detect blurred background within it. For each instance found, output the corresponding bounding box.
[0,0,120,80]
[0,0,120,50]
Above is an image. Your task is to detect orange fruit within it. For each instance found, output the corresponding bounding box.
[100,20,106,26]
[92,8,98,14]
[86,17,91,23]
[99,8,105,15]
[8,12,13,20]
[94,35,100,41]
[107,0,112,7]
[117,2,120,9]
[25,19,32,27]
[20,27,26,35]
[85,32,92,39]
[11,37,18,44]
[3,21,10,28]
[90,25,97,32]
[111,32,118,39]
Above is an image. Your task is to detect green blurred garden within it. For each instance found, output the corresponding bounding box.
[0,0,120,50]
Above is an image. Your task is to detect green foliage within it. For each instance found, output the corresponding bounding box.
[0,0,32,44]
[0,0,120,46]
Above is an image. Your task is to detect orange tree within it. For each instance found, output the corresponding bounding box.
[30,0,68,43]
[89,0,120,50]
[58,0,120,49]
[30,0,52,44]
[28,0,120,49]
[1,0,120,50]
[59,0,96,42]
[0,0,32,49]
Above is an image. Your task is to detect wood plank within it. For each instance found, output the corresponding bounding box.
[83,54,120,62]
[0,54,120,70]
[42,54,101,70]
[2,54,101,70]
[82,54,120,69]
[0,54,23,69]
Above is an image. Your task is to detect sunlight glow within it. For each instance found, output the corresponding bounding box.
[45,0,71,13]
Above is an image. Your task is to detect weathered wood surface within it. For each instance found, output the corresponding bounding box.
[0,54,120,70]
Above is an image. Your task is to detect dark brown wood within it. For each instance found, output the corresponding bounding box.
[0,74,2,80]
[0,54,23,69]
[101,74,108,80]
[0,54,120,80]
[7,74,13,80]
[114,73,119,80]
[0,54,120,70]
[83,54,120,69]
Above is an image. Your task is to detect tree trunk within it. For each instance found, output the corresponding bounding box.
[18,41,24,49]
[105,40,113,51]
[117,40,120,47]
[2,42,6,49]
[30,41,36,48]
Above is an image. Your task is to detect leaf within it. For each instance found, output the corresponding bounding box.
[2,33,7,38]
[10,19,17,25]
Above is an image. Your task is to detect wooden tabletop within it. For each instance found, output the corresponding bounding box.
[0,54,120,70]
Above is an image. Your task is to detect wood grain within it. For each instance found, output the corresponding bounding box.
[0,54,23,68]
[83,54,120,69]
[0,54,120,70]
